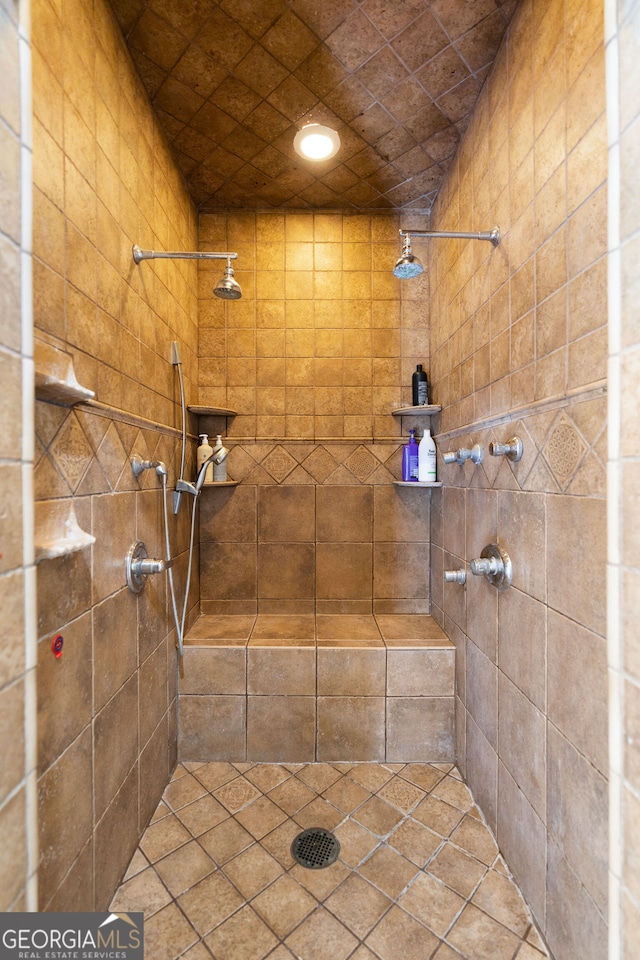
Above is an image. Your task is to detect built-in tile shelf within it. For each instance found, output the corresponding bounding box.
[188,405,237,417]
[393,481,442,488]
[201,481,238,488]
[392,404,441,416]
[34,499,96,562]
[35,339,95,406]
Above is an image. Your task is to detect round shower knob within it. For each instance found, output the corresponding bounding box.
[444,569,466,584]
[470,543,512,590]
[489,436,523,462]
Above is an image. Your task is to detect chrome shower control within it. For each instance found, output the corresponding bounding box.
[444,569,466,584]
[131,453,168,478]
[126,540,174,594]
[489,436,523,462]
[470,543,512,590]
[442,444,483,466]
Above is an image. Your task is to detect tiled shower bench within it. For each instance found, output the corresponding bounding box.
[178,615,455,763]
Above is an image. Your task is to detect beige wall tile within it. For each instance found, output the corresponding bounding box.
[386,650,455,697]
[258,543,315,600]
[247,696,315,761]
[545,838,607,960]
[37,613,92,775]
[547,495,605,635]
[317,697,385,761]
[38,727,93,904]
[318,649,386,697]
[498,588,546,710]
[179,696,246,762]
[317,543,372,600]
[496,762,546,924]
[248,648,315,696]
[373,542,428,601]
[547,724,608,914]
[0,789,28,911]
[547,610,608,775]
[180,648,246,696]
[94,767,140,910]
[386,698,455,762]
[258,486,315,542]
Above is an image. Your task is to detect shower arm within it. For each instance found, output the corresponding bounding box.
[399,227,501,247]
[132,245,238,263]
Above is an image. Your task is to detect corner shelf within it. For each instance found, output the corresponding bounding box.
[393,481,442,488]
[188,405,237,417]
[200,480,238,488]
[392,404,441,416]
[35,499,96,562]
[35,339,95,406]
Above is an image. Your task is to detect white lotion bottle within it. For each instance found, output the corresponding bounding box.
[197,434,213,484]
[418,427,437,482]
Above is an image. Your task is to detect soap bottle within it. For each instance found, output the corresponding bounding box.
[418,427,437,482]
[402,429,419,481]
[212,435,228,483]
[197,434,213,484]
[412,364,429,406]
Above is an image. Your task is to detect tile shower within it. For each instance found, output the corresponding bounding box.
[4,0,637,957]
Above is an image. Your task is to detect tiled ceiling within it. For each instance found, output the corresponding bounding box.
[109,0,518,211]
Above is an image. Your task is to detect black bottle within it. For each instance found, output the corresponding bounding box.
[412,364,428,405]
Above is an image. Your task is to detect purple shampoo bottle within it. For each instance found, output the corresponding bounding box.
[402,429,419,481]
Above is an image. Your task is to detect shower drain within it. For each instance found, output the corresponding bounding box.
[291,828,340,869]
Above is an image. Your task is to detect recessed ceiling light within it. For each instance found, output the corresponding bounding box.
[293,123,341,161]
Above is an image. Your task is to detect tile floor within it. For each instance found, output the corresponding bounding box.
[111,761,550,960]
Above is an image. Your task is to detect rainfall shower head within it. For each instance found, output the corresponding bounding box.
[214,259,243,300]
[393,236,424,279]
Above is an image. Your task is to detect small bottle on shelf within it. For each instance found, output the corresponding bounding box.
[402,429,419,481]
[412,364,429,406]
[418,428,437,482]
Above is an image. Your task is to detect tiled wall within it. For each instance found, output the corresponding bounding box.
[31,0,198,909]
[197,438,432,615]
[606,0,640,954]
[0,0,38,912]
[196,210,434,613]
[427,1,608,959]
[197,210,430,439]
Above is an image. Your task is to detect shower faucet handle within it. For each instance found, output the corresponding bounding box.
[470,543,512,590]
[126,541,174,594]
[444,568,466,585]
[489,436,523,462]
[442,444,483,466]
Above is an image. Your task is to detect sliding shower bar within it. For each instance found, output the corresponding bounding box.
[132,245,238,263]
[398,226,501,246]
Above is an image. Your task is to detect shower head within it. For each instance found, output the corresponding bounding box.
[393,236,424,279]
[393,226,501,279]
[132,245,242,301]
[214,259,243,300]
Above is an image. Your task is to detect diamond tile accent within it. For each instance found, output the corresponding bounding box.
[262,445,298,482]
[344,445,377,481]
[49,414,94,491]
[542,415,587,484]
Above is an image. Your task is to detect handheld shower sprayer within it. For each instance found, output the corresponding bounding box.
[176,447,228,498]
